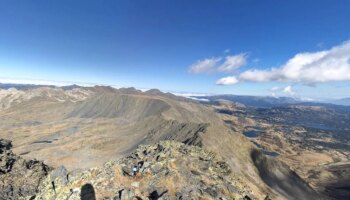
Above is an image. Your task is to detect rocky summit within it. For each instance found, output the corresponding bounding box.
[35,140,256,200]
[0,139,51,200]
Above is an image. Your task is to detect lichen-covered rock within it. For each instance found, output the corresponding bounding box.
[0,139,51,200]
[50,165,69,185]
[35,141,255,200]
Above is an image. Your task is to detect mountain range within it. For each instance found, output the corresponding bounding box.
[193,94,350,111]
[0,83,349,199]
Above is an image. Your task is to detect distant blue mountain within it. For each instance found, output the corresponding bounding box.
[0,83,81,90]
[0,83,49,90]
[328,98,350,106]
[192,94,350,112]
[193,95,302,108]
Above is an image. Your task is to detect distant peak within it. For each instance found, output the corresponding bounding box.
[145,88,163,95]
[117,87,142,94]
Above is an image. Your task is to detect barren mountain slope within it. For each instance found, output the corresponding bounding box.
[0,86,320,199]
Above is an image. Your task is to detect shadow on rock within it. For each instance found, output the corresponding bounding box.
[148,190,168,200]
[80,183,96,200]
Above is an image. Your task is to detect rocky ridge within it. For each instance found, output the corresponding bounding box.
[0,87,93,110]
[0,139,51,200]
[35,140,256,200]
[0,138,259,200]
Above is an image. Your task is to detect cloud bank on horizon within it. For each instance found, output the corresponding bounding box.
[0,77,99,87]
[215,40,350,85]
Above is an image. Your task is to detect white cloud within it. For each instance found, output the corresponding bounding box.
[170,92,210,97]
[239,69,278,82]
[218,53,247,73]
[187,97,210,102]
[269,85,296,96]
[282,85,295,95]
[216,40,350,85]
[224,49,230,53]
[270,86,280,91]
[188,52,247,74]
[188,57,222,74]
[216,76,239,85]
[300,97,314,101]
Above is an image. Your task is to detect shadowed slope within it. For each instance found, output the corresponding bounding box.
[67,94,171,120]
[251,149,321,200]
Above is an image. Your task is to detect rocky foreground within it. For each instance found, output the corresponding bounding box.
[0,139,264,200]
[0,139,51,199]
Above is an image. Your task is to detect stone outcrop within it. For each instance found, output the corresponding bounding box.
[0,139,51,200]
[35,141,255,200]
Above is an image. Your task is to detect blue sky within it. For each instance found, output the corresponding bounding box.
[0,0,350,99]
